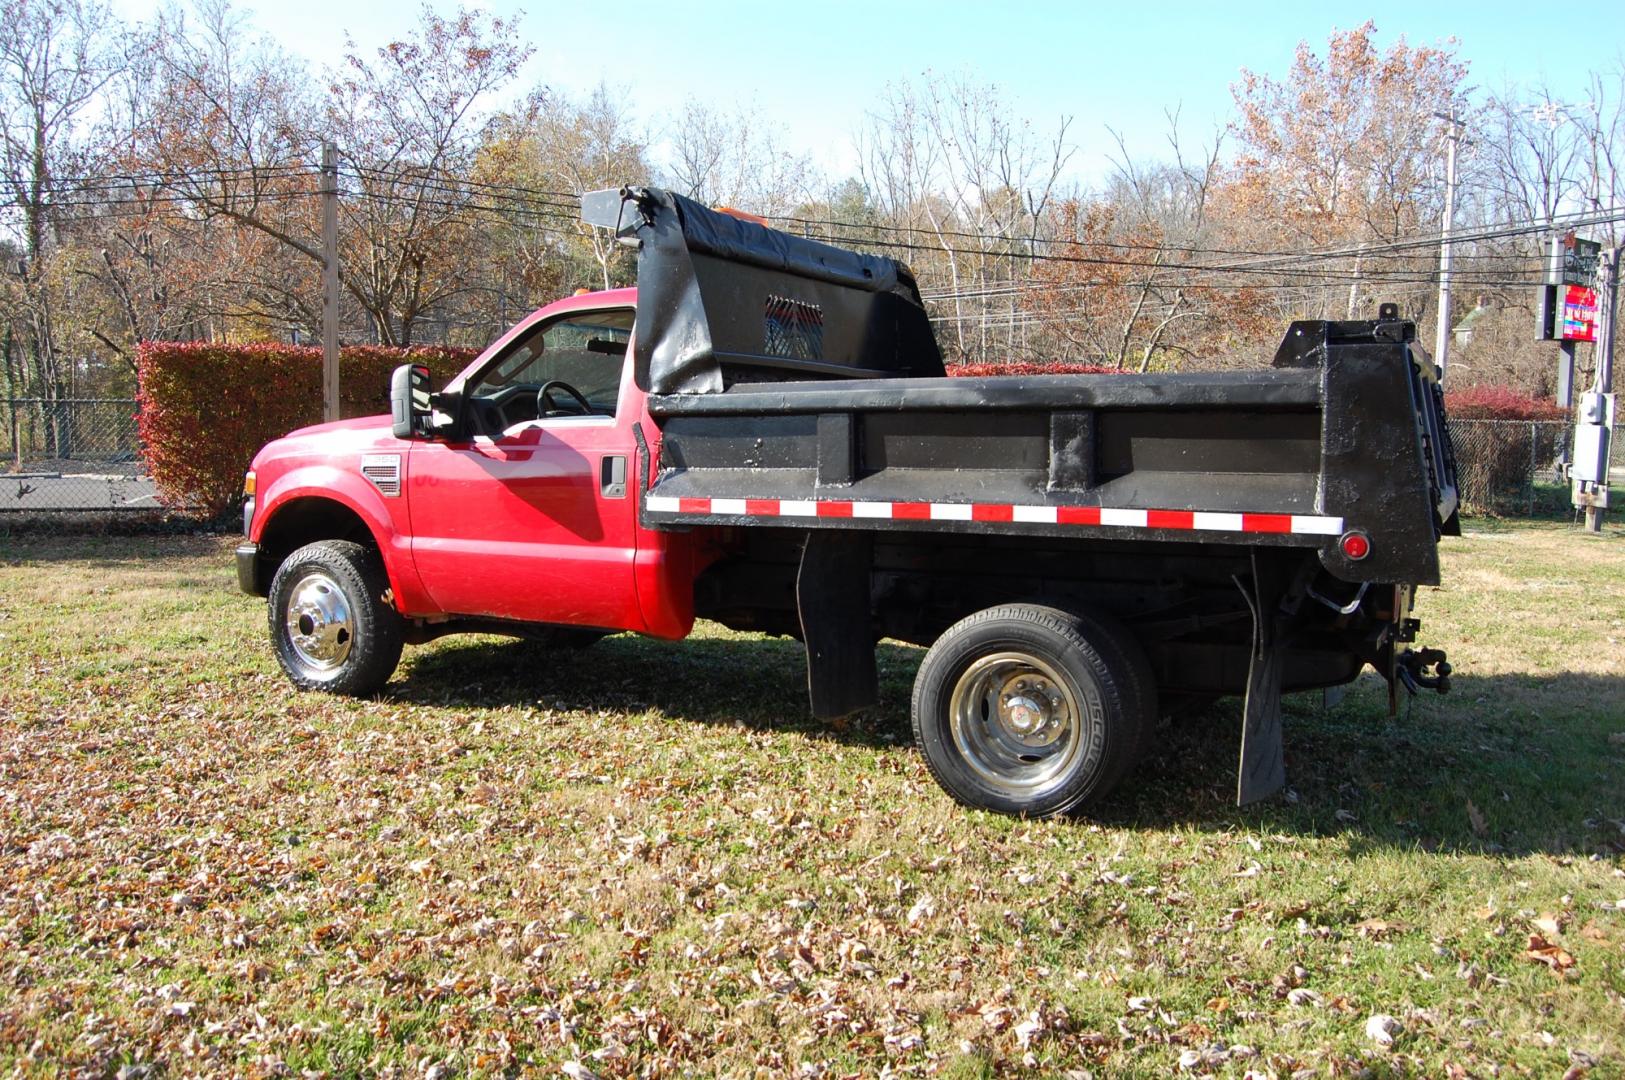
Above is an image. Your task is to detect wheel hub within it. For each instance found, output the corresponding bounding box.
[949,652,1084,796]
[284,571,353,669]
[999,675,1068,747]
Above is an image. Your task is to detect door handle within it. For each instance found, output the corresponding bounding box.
[600,455,627,498]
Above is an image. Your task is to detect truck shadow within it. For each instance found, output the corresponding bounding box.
[1095,671,1625,859]
[394,630,925,747]
[396,636,1623,859]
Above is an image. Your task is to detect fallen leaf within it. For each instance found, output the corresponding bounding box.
[1352,917,1405,938]
[1365,1012,1400,1047]
[1531,913,1564,938]
[906,895,936,926]
[1466,799,1487,837]
[1523,934,1576,974]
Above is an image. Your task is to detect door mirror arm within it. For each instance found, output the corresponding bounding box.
[427,389,466,441]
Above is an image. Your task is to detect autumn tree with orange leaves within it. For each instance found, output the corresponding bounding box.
[1222,21,1469,326]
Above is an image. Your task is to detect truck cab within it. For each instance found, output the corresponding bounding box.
[239,286,698,683]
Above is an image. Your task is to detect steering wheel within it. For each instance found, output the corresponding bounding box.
[537,379,593,417]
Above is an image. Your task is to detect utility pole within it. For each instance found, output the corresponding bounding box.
[1433,113,1464,377]
[321,141,340,423]
[1596,248,1618,404]
[1584,247,1618,533]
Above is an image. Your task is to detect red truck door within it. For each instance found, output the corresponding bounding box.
[405,306,648,631]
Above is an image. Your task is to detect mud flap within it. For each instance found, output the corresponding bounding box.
[796,531,878,720]
[1236,552,1291,805]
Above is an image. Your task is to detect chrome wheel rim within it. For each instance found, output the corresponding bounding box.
[948,651,1086,797]
[284,571,354,671]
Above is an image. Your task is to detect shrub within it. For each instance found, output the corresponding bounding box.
[1444,384,1566,421]
[137,342,477,518]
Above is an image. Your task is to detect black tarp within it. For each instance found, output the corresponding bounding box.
[582,186,944,394]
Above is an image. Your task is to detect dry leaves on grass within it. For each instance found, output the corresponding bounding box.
[4,532,1625,1077]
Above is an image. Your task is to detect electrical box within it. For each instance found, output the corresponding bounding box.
[1571,392,1615,485]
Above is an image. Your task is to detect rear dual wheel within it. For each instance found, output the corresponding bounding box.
[911,603,1153,817]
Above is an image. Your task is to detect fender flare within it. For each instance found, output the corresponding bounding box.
[252,465,438,615]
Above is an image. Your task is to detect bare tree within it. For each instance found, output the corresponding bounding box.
[666,99,818,217]
[0,0,122,407]
[857,75,1074,363]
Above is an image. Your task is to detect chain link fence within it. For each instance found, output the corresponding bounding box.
[1,398,159,513]
[1445,418,1577,517]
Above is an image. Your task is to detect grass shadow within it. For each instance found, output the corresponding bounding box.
[396,632,1624,858]
[0,530,229,564]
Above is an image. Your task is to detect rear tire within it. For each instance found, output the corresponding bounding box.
[1063,606,1158,766]
[911,603,1146,817]
[268,540,403,696]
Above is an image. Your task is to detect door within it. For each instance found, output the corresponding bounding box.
[406,307,646,631]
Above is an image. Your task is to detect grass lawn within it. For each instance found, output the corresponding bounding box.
[1,522,1622,1078]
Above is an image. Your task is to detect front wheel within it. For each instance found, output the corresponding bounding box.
[910,604,1146,817]
[268,540,403,696]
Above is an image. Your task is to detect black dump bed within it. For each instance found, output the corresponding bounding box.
[583,187,1460,587]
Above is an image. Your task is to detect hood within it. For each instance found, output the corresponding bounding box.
[251,412,403,472]
[285,413,393,439]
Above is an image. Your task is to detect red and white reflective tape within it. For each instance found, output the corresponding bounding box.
[645,495,1344,536]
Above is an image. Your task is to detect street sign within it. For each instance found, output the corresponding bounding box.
[1557,235,1601,287]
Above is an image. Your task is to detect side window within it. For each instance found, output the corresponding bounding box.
[469,309,633,421]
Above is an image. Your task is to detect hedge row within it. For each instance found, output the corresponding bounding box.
[137,342,477,518]
[1442,384,1567,421]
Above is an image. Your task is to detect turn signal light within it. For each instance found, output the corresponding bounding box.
[243,470,256,497]
[1339,530,1371,561]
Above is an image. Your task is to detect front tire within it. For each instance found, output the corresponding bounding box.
[911,604,1146,816]
[268,540,403,696]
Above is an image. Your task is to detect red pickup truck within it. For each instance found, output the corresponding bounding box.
[238,187,1456,817]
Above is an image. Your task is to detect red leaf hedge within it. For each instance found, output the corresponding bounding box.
[947,361,1121,377]
[137,342,477,518]
[1443,385,1567,421]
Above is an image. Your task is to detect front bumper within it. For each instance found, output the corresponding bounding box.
[236,542,266,596]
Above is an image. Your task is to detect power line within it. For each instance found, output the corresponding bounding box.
[16,163,1615,301]
[26,163,1618,277]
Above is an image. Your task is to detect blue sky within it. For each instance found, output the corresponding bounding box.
[113,0,1618,185]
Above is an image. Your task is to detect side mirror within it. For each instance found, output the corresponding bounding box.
[390,363,432,439]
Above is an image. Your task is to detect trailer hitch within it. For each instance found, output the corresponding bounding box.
[1396,647,1451,695]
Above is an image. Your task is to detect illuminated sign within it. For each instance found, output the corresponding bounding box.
[1561,284,1597,342]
